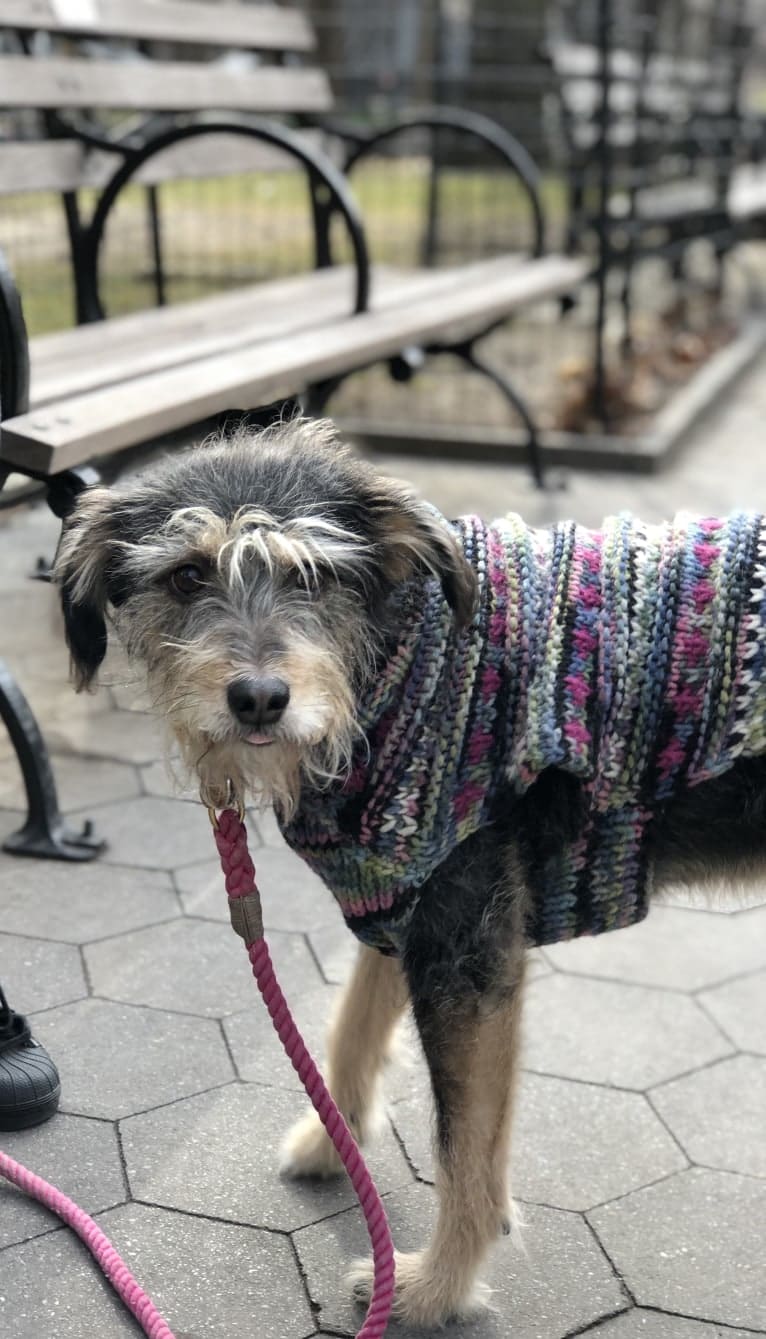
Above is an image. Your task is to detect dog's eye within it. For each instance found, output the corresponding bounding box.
[293,568,314,593]
[169,564,206,598]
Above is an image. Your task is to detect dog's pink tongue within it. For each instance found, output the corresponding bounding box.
[246,732,273,746]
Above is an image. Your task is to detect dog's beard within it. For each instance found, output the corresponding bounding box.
[149,651,359,818]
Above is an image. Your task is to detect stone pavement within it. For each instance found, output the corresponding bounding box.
[1,360,765,1338]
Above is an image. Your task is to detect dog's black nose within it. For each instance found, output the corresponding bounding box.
[227,676,290,727]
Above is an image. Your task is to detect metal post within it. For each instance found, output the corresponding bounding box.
[146,185,167,308]
[422,0,446,267]
[593,0,613,426]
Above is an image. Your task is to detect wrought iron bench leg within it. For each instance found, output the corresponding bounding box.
[0,660,104,861]
[453,340,548,489]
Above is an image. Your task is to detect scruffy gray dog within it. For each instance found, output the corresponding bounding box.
[56,419,765,1327]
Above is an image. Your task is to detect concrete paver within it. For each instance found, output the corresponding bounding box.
[32,998,235,1120]
[542,903,766,991]
[521,973,734,1089]
[84,918,321,1018]
[0,932,86,1015]
[121,1083,411,1230]
[0,860,179,943]
[651,1054,766,1177]
[588,1167,766,1330]
[699,968,766,1054]
[0,1113,126,1249]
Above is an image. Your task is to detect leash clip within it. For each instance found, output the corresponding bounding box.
[204,778,246,828]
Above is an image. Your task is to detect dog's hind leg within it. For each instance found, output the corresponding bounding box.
[281,944,409,1177]
[349,967,526,1325]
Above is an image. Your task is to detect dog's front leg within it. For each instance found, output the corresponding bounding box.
[349,968,525,1326]
[281,944,409,1177]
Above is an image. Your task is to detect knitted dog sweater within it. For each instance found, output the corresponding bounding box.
[280,511,766,953]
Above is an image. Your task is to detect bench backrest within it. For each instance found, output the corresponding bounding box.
[0,1,338,332]
[0,1,330,197]
[0,1,325,111]
[549,39,745,156]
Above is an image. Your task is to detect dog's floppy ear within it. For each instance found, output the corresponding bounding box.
[364,478,478,628]
[54,487,115,690]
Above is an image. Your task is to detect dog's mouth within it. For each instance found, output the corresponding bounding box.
[244,731,275,747]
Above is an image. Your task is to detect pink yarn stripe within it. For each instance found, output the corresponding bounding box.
[0,1149,175,1339]
[213,807,394,1338]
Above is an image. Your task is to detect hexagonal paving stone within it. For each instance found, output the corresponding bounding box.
[295,1181,626,1337]
[699,969,766,1054]
[393,1073,687,1208]
[85,920,321,1018]
[232,843,340,933]
[658,883,766,912]
[55,711,164,765]
[104,1202,314,1339]
[0,933,86,1014]
[651,1055,766,1177]
[588,1167,766,1329]
[0,509,58,587]
[513,1076,689,1211]
[224,976,339,1089]
[122,1082,412,1231]
[542,905,766,991]
[32,998,234,1119]
[309,921,359,986]
[525,949,552,981]
[0,1114,126,1249]
[175,858,248,922]
[522,975,733,1090]
[0,588,68,655]
[69,796,215,870]
[585,1308,756,1338]
[0,754,140,816]
[0,1202,313,1339]
[0,861,179,943]
[4,671,113,727]
[175,843,340,935]
[140,759,198,801]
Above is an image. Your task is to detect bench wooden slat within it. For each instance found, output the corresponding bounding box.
[0,134,321,196]
[32,268,360,403]
[1,255,588,473]
[0,56,332,113]
[31,259,530,404]
[729,166,766,222]
[0,1,315,52]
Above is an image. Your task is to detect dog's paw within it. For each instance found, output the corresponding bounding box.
[280,1111,344,1179]
[348,1251,492,1327]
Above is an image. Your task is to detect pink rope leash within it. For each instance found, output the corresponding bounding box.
[0,806,394,1339]
[0,1148,174,1339]
[213,807,395,1339]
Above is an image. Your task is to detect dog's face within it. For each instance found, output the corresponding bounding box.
[55,420,477,812]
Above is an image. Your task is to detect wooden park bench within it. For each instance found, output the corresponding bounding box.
[0,0,587,861]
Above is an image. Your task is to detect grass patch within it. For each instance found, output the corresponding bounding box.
[2,161,567,336]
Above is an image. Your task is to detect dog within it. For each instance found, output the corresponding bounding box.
[55,417,766,1328]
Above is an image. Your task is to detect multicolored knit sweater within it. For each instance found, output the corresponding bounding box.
[280,511,766,953]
